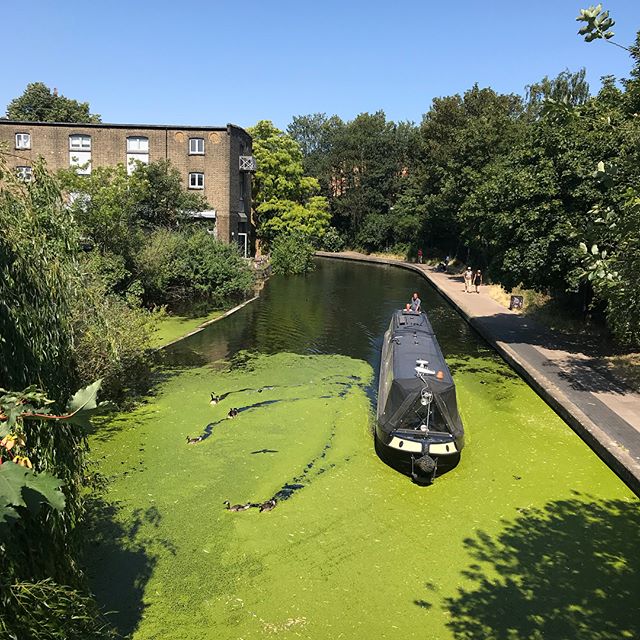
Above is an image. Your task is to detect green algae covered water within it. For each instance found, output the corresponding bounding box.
[87,259,639,640]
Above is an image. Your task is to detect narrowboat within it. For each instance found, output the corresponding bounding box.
[376,308,464,483]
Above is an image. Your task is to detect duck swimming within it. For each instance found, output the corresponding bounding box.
[186,435,203,444]
[223,500,253,512]
[210,393,220,405]
[227,407,239,419]
[259,498,277,513]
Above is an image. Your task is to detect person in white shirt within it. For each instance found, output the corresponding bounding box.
[464,267,473,293]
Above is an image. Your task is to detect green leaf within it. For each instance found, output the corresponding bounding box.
[591,244,599,255]
[65,379,102,415]
[23,470,65,512]
[579,242,588,254]
[0,462,65,538]
[63,379,111,428]
[0,463,28,508]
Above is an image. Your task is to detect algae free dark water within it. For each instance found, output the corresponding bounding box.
[88,258,639,640]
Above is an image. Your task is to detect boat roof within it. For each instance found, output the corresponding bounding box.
[390,311,452,385]
[392,309,435,335]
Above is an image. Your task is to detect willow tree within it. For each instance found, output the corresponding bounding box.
[0,154,78,400]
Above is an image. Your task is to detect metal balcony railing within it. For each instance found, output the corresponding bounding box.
[239,155,257,172]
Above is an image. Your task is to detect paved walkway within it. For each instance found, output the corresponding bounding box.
[317,251,640,495]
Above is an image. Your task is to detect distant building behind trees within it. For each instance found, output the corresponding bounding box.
[0,119,255,254]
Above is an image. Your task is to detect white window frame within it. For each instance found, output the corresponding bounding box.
[189,137,205,155]
[69,134,91,151]
[127,136,149,153]
[16,166,33,182]
[189,172,204,189]
[126,137,149,175]
[70,151,92,175]
[15,133,31,149]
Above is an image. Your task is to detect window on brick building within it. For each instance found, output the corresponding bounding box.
[189,137,205,155]
[126,136,149,175]
[15,133,31,149]
[16,166,33,182]
[189,172,204,189]
[70,151,92,175]
[69,134,91,151]
[69,135,92,174]
[127,136,149,153]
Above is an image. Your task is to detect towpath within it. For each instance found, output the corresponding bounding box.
[316,251,640,495]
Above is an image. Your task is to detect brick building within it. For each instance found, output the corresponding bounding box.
[0,120,256,255]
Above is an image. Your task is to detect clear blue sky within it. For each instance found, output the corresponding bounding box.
[2,1,639,131]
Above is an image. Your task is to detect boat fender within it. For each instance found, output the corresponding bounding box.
[415,454,436,475]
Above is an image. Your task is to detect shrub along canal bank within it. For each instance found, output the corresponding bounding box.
[86,258,638,640]
[317,251,640,496]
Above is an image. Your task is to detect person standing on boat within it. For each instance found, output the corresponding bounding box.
[410,292,421,312]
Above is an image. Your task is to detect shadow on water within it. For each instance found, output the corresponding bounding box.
[84,491,176,637]
[414,494,640,640]
[447,354,520,381]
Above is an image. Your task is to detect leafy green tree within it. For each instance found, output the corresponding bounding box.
[6,82,101,123]
[327,111,404,243]
[259,196,330,245]
[59,159,211,297]
[248,120,330,246]
[135,159,208,228]
[0,383,115,640]
[624,32,640,115]
[59,163,145,260]
[71,260,160,403]
[415,85,524,257]
[288,111,421,252]
[526,68,590,115]
[578,196,640,346]
[270,231,316,275]
[249,120,319,205]
[136,228,254,306]
[287,113,344,193]
[575,7,640,345]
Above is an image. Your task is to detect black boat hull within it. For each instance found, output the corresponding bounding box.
[374,428,463,480]
[375,309,465,483]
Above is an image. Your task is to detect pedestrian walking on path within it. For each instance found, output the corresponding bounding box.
[417,248,423,264]
[464,267,473,293]
[474,270,483,293]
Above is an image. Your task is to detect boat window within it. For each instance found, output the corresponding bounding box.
[396,394,448,433]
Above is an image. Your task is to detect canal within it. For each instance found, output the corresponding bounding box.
[87,258,639,640]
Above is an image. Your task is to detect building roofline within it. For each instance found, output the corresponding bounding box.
[0,119,251,137]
